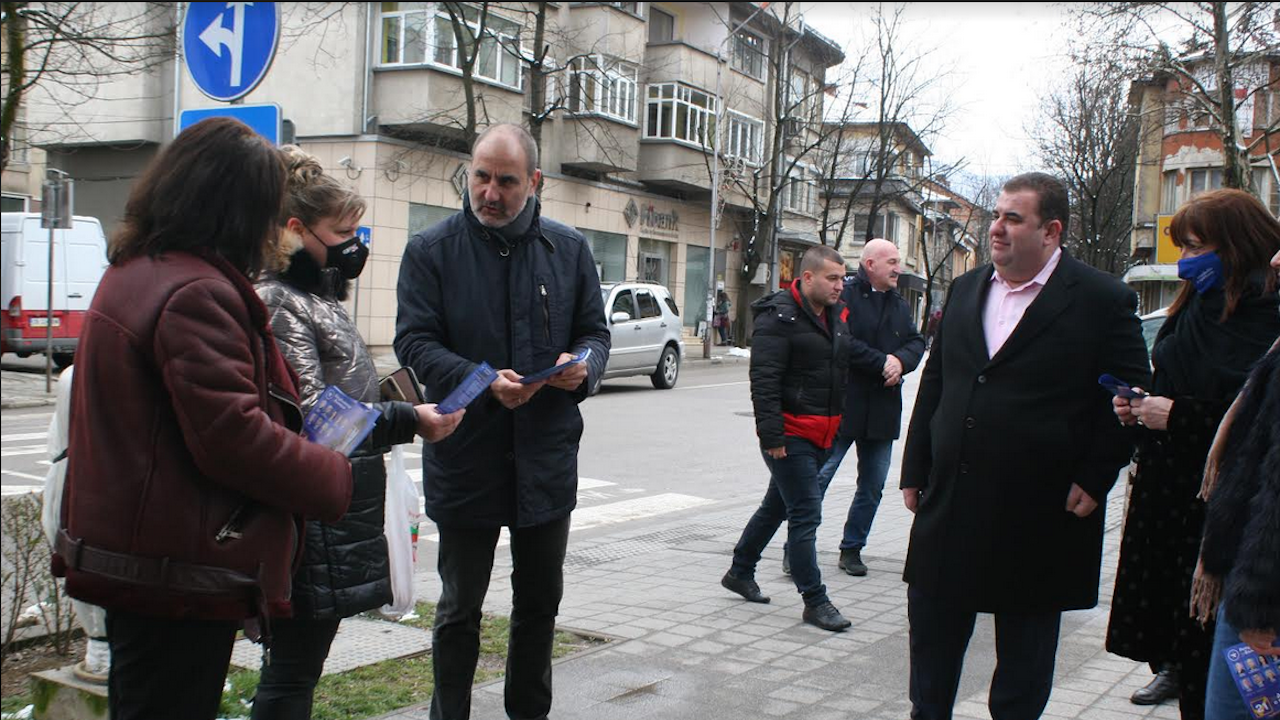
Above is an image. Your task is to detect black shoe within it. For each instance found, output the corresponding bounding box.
[721,572,770,603]
[782,552,791,576]
[838,548,867,576]
[1130,669,1179,705]
[802,602,851,632]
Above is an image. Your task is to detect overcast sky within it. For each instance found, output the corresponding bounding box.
[799,2,1078,184]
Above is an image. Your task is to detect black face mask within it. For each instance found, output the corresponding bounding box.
[323,235,369,279]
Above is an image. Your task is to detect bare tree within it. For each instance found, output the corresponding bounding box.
[1079,2,1279,191]
[1,1,174,171]
[817,4,962,251]
[916,175,982,322]
[1034,47,1140,275]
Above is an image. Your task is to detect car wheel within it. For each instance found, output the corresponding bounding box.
[651,345,679,389]
[52,352,74,370]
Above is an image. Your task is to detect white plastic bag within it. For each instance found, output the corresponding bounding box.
[379,444,421,619]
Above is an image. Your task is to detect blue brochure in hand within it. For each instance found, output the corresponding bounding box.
[436,362,498,414]
[1222,642,1280,718]
[303,385,381,456]
[1098,373,1148,399]
[519,348,593,385]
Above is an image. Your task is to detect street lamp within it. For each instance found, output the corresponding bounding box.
[704,2,770,359]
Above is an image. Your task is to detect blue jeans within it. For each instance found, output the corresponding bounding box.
[729,436,830,608]
[815,436,895,551]
[1205,601,1273,720]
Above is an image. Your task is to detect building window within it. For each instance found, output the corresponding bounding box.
[409,202,456,239]
[606,1,639,13]
[568,56,638,124]
[865,211,898,243]
[1189,167,1222,197]
[731,30,765,79]
[1161,170,1179,214]
[2,195,27,212]
[582,229,627,281]
[783,163,817,215]
[1254,167,1280,217]
[648,6,674,43]
[379,3,524,90]
[725,111,763,165]
[788,69,813,124]
[645,83,716,149]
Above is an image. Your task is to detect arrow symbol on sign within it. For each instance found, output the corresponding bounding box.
[199,2,253,87]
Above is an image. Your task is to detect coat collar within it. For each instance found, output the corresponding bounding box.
[462,192,557,255]
[977,250,1079,368]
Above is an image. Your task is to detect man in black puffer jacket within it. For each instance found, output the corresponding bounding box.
[722,245,854,632]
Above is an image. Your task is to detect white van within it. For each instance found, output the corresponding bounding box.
[1,213,109,367]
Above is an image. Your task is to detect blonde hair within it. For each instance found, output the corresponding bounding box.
[278,145,367,226]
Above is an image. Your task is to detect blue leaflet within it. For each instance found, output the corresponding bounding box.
[436,362,498,414]
[1223,642,1280,718]
[519,348,593,385]
[303,386,381,456]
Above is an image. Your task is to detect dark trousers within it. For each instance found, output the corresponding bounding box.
[250,616,342,720]
[908,586,1062,720]
[729,436,831,607]
[106,609,239,720]
[429,516,571,720]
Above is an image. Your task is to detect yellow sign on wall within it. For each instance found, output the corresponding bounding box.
[1155,214,1180,264]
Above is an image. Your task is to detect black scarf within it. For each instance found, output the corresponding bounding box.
[1151,278,1280,401]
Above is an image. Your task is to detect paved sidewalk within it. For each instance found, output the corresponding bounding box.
[382,475,1177,720]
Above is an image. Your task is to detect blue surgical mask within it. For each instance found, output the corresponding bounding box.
[1177,251,1224,294]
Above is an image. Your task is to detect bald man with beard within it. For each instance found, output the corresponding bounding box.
[804,239,924,578]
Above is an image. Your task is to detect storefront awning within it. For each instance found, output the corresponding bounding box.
[896,272,926,294]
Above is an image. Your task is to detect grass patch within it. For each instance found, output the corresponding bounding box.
[218,601,603,719]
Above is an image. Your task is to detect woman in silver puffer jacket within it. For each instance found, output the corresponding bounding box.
[252,146,463,718]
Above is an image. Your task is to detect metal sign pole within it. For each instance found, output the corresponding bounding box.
[46,222,54,393]
[41,170,73,393]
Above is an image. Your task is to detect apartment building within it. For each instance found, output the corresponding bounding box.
[1126,53,1280,313]
[10,1,844,347]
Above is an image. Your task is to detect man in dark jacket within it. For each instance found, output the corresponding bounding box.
[813,238,924,577]
[899,173,1149,720]
[394,123,610,720]
[721,245,854,632]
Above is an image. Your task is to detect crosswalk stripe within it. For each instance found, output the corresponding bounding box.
[423,492,712,546]
[1,444,47,458]
[1,484,43,496]
[1,432,50,443]
[2,469,46,482]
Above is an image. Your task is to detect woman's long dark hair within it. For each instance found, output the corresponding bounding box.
[109,117,286,278]
[1167,188,1280,320]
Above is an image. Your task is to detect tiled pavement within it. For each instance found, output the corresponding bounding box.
[382,474,1181,720]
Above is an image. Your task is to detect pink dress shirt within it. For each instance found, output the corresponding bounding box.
[983,248,1062,358]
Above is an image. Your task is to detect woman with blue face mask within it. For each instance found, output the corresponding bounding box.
[1106,189,1280,720]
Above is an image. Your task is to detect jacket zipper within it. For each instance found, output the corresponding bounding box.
[540,284,551,344]
[267,384,303,432]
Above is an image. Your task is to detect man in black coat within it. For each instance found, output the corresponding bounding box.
[394,124,610,720]
[899,173,1149,720]
[814,238,924,577]
[721,245,854,632]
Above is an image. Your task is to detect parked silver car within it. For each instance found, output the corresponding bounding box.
[593,281,685,394]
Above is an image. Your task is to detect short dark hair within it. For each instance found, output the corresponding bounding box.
[109,117,285,278]
[800,245,845,275]
[1002,172,1070,241]
[471,123,539,177]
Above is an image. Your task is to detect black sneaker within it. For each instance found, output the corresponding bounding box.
[802,602,851,632]
[721,572,770,603]
[839,548,867,576]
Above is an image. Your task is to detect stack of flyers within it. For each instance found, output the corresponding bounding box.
[1223,642,1280,718]
[303,385,382,456]
[519,348,592,385]
[436,362,498,414]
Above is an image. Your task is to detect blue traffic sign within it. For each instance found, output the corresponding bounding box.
[357,226,372,247]
[178,104,282,143]
[183,2,280,102]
